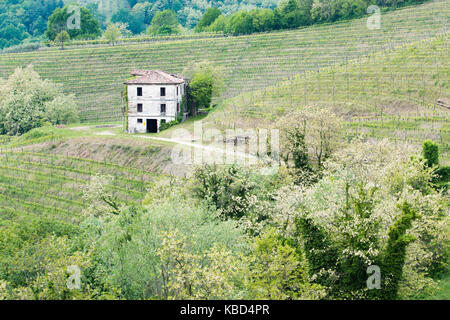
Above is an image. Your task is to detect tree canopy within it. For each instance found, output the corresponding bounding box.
[0,65,78,135]
[45,4,101,41]
[147,10,181,35]
[0,0,63,49]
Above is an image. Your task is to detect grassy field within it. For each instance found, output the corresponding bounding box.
[0,0,448,123]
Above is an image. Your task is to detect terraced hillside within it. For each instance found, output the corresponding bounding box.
[0,150,153,226]
[0,0,448,123]
[213,35,450,162]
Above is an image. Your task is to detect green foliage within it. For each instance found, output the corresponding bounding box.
[199,0,427,36]
[0,0,63,49]
[288,140,447,299]
[190,163,282,226]
[104,23,121,45]
[159,120,178,131]
[147,10,180,36]
[295,190,420,299]
[45,4,101,41]
[54,30,70,49]
[111,8,145,35]
[295,216,339,290]
[379,202,418,300]
[194,7,222,32]
[0,65,79,135]
[183,61,224,114]
[191,164,259,220]
[244,228,325,299]
[0,137,447,300]
[277,106,343,171]
[82,201,246,299]
[422,140,439,167]
[124,84,129,131]
[0,219,95,299]
[435,166,450,184]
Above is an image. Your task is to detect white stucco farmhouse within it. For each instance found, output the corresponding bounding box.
[124,70,187,133]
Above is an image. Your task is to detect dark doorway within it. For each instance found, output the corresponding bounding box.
[146,119,158,133]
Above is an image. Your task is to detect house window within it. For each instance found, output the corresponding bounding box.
[160,104,166,114]
[177,102,180,113]
[137,87,142,96]
[160,87,166,97]
[137,119,143,123]
[137,104,143,112]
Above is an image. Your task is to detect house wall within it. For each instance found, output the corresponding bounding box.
[127,83,185,133]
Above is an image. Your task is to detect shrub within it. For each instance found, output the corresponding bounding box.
[422,140,439,167]
[159,120,178,131]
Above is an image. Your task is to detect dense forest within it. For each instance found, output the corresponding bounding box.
[0,0,63,49]
[0,0,428,50]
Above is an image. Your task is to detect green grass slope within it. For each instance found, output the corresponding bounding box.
[0,0,448,123]
[212,35,450,162]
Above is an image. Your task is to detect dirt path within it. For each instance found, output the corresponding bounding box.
[134,135,259,163]
[65,125,267,165]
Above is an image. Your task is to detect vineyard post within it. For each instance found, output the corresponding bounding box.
[346,56,349,101]
[332,64,335,107]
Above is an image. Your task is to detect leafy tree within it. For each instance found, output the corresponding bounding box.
[54,30,69,49]
[86,2,107,29]
[183,61,224,115]
[281,0,312,28]
[45,4,101,41]
[190,164,259,220]
[277,106,343,170]
[227,11,255,35]
[82,174,122,217]
[157,229,240,299]
[422,140,439,167]
[132,1,156,25]
[0,65,78,135]
[205,14,228,32]
[194,7,222,32]
[378,202,418,299]
[250,9,276,32]
[104,23,121,46]
[296,216,340,291]
[244,228,325,299]
[147,10,181,35]
[111,8,145,35]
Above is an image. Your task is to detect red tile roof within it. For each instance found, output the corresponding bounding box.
[124,70,185,85]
